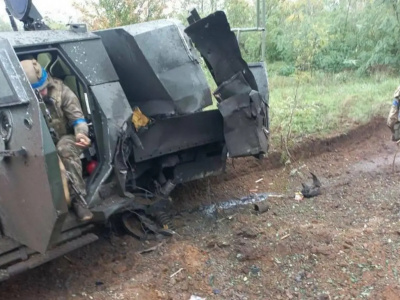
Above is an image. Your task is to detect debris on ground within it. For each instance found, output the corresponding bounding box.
[253,200,269,213]
[0,118,398,300]
[294,191,304,201]
[301,172,322,197]
[189,296,206,300]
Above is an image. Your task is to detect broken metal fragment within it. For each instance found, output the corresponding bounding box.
[254,201,270,214]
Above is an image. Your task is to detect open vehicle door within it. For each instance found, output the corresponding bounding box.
[0,38,67,254]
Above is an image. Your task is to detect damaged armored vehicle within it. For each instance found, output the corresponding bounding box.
[0,0,269,281]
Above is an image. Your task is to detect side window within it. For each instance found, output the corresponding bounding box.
[48,55,90,117]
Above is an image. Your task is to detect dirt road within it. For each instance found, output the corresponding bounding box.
[1,118,400,300]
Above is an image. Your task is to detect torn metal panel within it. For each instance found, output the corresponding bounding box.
[249,62,270,131]
[185,11,269,158]
[95,20,212,116]
[218,91,268,158]
[213,71,252,103]
[131,110,224,162]
[248,62,269,105]
[185,11,258,90]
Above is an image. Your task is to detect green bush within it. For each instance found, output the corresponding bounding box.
[278,65,296,76]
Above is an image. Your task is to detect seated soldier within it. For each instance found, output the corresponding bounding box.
[21,58,93,221]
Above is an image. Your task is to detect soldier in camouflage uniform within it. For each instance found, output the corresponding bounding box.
[387,85,400,141]
[21,59,93,221]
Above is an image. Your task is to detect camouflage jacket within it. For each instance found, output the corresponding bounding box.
[44,76,88,139]
[387,85,400,130]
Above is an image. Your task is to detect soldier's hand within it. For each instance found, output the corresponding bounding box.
[75,133,91,148]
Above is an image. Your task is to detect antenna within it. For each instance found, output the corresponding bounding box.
[6,7,18,31]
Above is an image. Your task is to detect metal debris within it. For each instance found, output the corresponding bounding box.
[301,172,322,198]
[200,193,269,216]
[253,201,270,214]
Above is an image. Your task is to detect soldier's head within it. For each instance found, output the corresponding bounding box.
[20,59,49,97]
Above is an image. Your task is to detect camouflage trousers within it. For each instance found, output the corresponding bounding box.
[387,103,399,132]
[57,135,86,198]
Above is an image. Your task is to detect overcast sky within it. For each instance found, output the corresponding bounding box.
[0,0,81,23]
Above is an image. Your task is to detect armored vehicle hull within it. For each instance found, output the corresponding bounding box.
[0,2,269,281]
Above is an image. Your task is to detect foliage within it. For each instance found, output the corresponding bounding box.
[0,16,66,32]
[73,0,167,30]
[172,0,224,22]
[268,63,398,143]
[44,17,68,30]
[69,0,400,74]
[264,0,400,74]
[72,0,400,141]
[277,65,296,77]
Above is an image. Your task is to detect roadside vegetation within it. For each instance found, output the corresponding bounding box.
[268,65,398,142]
[70,0,400,142]
[1,0,399,144]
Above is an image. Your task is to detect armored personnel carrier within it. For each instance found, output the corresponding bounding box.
[0,0,269,281]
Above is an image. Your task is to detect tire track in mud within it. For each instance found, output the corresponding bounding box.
[172,117,390,210]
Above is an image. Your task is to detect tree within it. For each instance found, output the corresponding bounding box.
[73,0,168,30]
[171,0,225,24]
[0,16,67,32]
[224,0,259,62]
[74,0,400,74]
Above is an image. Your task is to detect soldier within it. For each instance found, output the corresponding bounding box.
[20,59,93,221]
[387,85,400,141]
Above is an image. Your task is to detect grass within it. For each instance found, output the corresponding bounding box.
[269,69,398,142]
[203,62,399,145]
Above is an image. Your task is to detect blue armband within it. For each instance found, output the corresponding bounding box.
[72,118,86,127]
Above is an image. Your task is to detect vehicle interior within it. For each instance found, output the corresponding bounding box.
[17,50,99,184]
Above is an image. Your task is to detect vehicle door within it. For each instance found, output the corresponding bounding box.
[0,38,67,254]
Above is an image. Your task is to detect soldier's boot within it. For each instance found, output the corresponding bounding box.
[72,200,93,221]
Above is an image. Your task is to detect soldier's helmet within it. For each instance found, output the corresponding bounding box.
[20,59,49,91]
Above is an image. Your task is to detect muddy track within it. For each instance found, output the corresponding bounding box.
[1,117,399,300]
[172,117,388,209]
